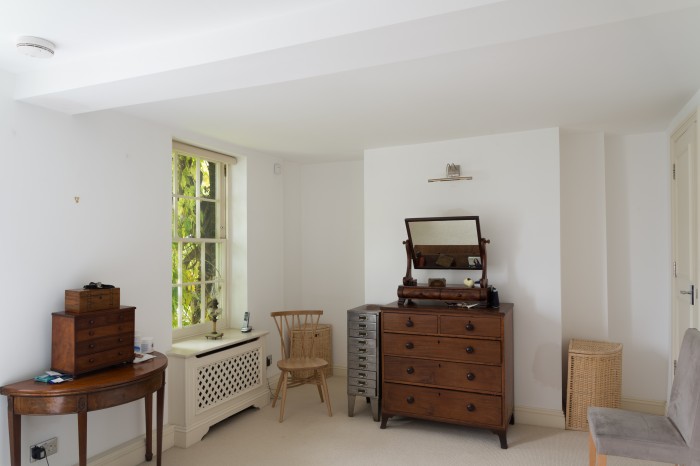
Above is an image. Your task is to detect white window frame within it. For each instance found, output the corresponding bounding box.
[172,141,236,340]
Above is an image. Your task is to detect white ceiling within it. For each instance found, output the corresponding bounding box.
[2,0,700,162]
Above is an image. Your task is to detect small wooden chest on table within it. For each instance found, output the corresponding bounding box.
[52,288,135,376]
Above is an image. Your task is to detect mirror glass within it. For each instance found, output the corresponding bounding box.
[405,216,482,269]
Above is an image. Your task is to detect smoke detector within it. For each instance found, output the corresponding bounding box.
[16,36,55,58]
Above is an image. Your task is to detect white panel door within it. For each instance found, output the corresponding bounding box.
[672,113,698,365]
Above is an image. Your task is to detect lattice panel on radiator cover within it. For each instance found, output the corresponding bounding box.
[196,347,261,414]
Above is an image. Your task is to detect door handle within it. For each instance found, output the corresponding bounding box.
[681,284,695,305]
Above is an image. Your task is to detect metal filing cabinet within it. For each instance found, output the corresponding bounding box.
[347,304,381,421]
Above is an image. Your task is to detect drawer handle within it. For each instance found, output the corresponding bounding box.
[89,320,95,325]
[359,323,367,329]
[466,372,475,381]
[359,363,367,369]
[465,346,474,354]
[406,318,414,328]
[358,348,367,353]
[358,355,367,361]
[465,322,475,331]
[358,331,367,337]
[359,315,367,320]
[358,380,366,386]
[358,372,367,378]
[89,358,95,363]
[405,342,414,350]
[358,339,367,345]
[89,343,95,349]
[358,388,366,394]
[467,403,476,412]
[406,366,414,374]
[406,396,415,404]
[118,337,124,342]
[118,351,123,356]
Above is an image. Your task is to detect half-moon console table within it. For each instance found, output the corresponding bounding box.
[0,351,168,466]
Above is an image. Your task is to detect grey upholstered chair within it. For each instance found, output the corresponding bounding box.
[588,328,700,466]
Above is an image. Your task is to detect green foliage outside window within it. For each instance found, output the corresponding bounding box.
[172,151,226,329]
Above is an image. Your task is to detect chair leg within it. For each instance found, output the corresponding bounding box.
[319,370,332,417]
[588,431,606,466]
[315,371,325,402]
[278,370,289,423]
[272,371,285,408]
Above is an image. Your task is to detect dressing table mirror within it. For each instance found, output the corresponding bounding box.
[399,216,489,304]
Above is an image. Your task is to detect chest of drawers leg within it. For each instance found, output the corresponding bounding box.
[347,305,381,421]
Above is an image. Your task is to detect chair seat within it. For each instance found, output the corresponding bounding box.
[588,407,690,464]
[277,357,328,372]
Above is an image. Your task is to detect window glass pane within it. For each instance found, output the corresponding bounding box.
[201,160,217,200]
[181,242,201,283]
[204,242,220,281]
[176,154,197,197]
[177,198,196,238]
[172,242,179,283]
[181,283,201,327]
[200,200,217,238]
[172,286,180,328]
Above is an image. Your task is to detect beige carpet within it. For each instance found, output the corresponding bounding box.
[140,375,664,466]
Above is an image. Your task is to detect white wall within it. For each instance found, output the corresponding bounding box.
[560,130,608,343]
[0,69,293,465]
[605,132,670,402]
[560,129,671,405]
[298,161,365,368]
[364,128,563,413]
[0,71,172,466]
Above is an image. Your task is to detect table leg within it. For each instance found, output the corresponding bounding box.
[78,411,87,466]
[145,393,153,461]
[156,382,165,466]
[7,397,20,466]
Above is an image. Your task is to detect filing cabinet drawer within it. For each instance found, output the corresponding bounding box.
[349,368,377,381]
[348,358,377,372]
[349,329,377,339]
[348,384,377,397]
[348,336,377,351]
[349,377,377,390]
[349,312,377,324]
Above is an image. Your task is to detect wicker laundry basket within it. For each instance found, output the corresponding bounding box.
[290,324,332,378]
[566,339,622,431]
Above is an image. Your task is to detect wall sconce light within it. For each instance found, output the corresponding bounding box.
[428,163,473,182]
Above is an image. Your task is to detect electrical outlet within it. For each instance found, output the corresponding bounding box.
[266,355,272,367]
[30,437,57,463]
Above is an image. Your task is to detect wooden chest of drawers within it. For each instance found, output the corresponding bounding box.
[379,301,513,449]
[347,305,381,421]
[51,306,135,376]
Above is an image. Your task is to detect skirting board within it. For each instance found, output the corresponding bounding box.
[621,397,666,415]
[86,425,175,466]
